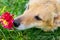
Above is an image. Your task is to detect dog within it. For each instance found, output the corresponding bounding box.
[13,0,60,31]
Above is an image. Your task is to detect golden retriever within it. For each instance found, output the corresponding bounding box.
[14,0,60,31]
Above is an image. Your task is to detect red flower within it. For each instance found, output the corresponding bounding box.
[0,12,14,29]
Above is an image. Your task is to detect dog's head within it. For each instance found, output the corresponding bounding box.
[13,0,58,31]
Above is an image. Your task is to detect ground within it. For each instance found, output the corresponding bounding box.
[0,0,60,40]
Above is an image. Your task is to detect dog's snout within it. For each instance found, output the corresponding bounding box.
[13,20,20,27]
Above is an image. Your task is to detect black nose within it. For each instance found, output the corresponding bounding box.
[13,20,20,27]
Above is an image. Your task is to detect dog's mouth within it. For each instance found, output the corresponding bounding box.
[16,24,26,30]
[13,22,37,30]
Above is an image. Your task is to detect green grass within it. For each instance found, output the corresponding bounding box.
[0,0,60,40]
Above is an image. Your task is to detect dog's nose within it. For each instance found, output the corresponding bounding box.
[13,20,20,27]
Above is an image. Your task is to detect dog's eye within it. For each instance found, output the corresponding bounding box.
[35,16,42,20]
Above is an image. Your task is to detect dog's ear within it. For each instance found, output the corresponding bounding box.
[46,14,54,27]
[47,13,59,27]
[45,13,58,27]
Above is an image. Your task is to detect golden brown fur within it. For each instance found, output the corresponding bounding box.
[15,0,60,31]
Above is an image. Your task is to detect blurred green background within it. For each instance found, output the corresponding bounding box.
[0,0,60,40]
